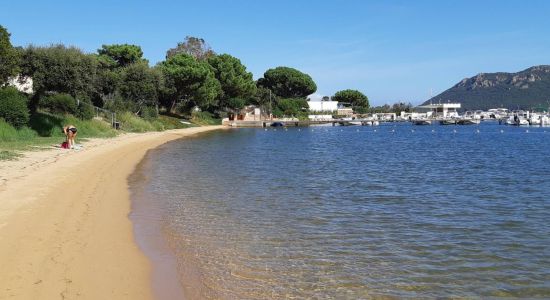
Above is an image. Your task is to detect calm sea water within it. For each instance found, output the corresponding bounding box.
[131,122,550,299]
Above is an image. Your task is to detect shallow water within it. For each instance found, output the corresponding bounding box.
[131,122,550,299]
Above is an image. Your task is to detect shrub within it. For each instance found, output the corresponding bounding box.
[75,96,95,120]
[0,87,30,128]
[140,106,158,120]
[29,111,65,137]
[191,111,221,125]
[275,98,309,119]
[117,111,156,132]
[39,93,77,114]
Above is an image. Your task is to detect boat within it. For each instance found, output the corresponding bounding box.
[457,118,480,125]
[362,119,380,126]
[504,116,529,126]
[338,117,361,126]
[412,119,432,125]
[439,119,456,125]
[270,122,284,127]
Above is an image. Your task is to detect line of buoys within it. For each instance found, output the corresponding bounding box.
[263,127,546,134]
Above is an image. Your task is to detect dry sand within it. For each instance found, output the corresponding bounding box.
[0,126,223,299]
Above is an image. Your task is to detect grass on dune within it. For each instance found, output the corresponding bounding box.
[1,111,196,160]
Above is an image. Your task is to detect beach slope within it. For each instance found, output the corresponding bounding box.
[0,126,222,299]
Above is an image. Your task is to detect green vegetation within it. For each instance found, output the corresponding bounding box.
[333,89,369,111]
[0,87,29,128]
[97,44,145,67]
[0,25,20,85]
[423,65,550,111]
[160,53,221,112]
[207,54,256,110]
[367,102,413,114]
[256,67,318,119]
[166,36,214,60]
[190,111,221,125]
[258,67,316,98]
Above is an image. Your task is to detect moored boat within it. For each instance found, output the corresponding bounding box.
[439,119,456,125]
[412,119,432,125]
[457,118,480,125]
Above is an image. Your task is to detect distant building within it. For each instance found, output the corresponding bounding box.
[229,105,263,121]
[307,100,338,112]
[7,75,33,94]
[417,103,460,118]
[337,108,354,116]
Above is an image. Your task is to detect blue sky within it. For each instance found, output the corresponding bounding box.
[2,0,549,105]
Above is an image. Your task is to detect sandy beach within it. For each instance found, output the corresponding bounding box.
[0,126,222,299]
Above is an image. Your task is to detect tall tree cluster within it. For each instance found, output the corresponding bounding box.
[2,25,372,121]
[0,25,20,85]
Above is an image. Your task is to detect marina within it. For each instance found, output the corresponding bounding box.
[224,101,550,127]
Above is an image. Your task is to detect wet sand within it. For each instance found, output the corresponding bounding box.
[0,126,222,299]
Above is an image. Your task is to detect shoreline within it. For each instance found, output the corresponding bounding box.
[0,126,223,299]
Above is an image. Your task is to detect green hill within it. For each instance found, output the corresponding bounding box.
[422,65,550,111]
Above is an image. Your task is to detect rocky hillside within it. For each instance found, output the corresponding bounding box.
[422,65,550,111]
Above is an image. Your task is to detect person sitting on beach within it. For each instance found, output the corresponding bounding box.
[63,125,78,149]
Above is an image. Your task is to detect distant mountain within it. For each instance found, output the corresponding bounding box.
[422,65,550,111]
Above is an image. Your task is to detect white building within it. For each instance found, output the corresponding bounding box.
[307,100,338,112]
[417,103,460,118]
[8,75,33,94]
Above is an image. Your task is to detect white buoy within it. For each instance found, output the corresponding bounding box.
[298,128,301,131]
[274,129,277,131]
[265,128,268,131]
[476,129,480,133]
[391,129,395,133]
[500,129,504,133]
[374,129,377,132]
[356,129,359,132]
[453,129,457,133]
[411,129,415,133]
[431,129,435,133]
[526,129,529,133]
